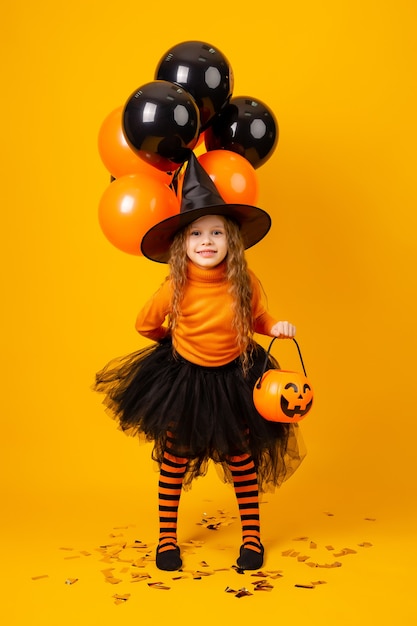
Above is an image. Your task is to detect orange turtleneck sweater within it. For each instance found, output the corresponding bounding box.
[135,261,278,367]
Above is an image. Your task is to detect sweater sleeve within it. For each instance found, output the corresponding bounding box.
[250,271,278,336]
[135,279,172,342]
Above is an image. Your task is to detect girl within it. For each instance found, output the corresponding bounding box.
[94,154,305,572]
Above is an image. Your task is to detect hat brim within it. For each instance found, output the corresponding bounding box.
[140,203,271,263]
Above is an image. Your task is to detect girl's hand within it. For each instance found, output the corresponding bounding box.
[270,321,296,339]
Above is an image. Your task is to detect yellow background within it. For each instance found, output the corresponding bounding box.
[2,1,416,623]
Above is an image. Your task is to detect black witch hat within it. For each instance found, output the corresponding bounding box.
[140,152,271,263]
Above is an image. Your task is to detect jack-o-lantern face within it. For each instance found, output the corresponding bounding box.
[281,380,313,419]
[253,369,314,423]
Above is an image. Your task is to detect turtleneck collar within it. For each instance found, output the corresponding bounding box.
[186,260,227,283]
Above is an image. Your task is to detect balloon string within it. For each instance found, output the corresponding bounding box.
[256,337,308,389]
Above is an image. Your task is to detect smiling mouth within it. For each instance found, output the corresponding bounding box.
[280,397,313,418]
[198,250,216,256]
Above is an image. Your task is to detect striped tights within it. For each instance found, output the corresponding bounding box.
[156,444,263,570]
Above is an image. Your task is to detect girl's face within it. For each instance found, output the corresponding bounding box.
[186,214,228,269]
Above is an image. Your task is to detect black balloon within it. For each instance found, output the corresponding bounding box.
[204,96,279,169]
[155,41,233,131]
[123,80,200,172]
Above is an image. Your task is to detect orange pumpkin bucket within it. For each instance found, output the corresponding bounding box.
[253,338,313,423]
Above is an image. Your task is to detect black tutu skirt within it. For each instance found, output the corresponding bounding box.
[94,339,305,492]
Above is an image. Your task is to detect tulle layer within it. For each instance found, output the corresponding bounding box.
[94,340,306,491]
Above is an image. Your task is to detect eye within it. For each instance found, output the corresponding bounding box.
[212,229,223,236]
[284,383,299,392]
[303,384,311,393]
[190,230,201,236]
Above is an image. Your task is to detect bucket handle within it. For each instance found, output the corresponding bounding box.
[256,338,308,390]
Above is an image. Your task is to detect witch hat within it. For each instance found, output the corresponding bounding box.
[140,152,271,263]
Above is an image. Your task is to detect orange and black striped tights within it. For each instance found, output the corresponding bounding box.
[156,433,264,571]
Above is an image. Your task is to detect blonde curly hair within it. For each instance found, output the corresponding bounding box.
[168,216,255,373]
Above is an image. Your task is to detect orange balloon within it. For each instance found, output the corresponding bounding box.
[98,174,180,256]
[198,150,259,205]
[98,106,172,183]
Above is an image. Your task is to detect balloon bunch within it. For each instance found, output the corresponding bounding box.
[97,41,279,256]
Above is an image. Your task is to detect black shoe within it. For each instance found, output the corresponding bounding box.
[236,543,264,570]
[156,544,182,571]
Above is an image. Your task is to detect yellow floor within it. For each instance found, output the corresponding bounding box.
[3,463,416,625]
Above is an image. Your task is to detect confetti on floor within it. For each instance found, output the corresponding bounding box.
[113,593,131,605]
[131,572,152,582]
[333,548,357,557]
[148,581,170,590]
[225,584,260,597]
[197,509,237,531]
[253,581,274,591]
[30,509,377,603]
